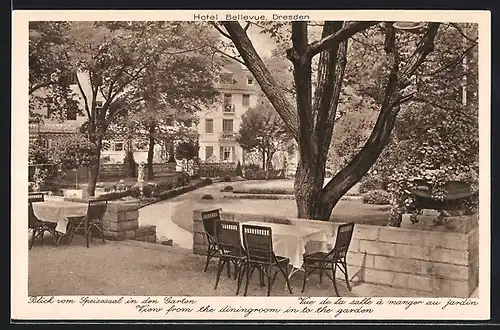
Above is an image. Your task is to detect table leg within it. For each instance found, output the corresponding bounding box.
[285,265,305,289]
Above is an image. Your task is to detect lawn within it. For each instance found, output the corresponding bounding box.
[172,198,390,233]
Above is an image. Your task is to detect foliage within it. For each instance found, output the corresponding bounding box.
[123,152,137,177]
[224,194,295,200]
[52,136,98,170]
[222,176,232,182]
[235,161,243,176]
[201,194,214,200]
[236,97,291,173]
[222,185,233,192]
[362,189,391,205]
[175,141,199,161]
[216,21,476,222]
[29,139,52,165]
[32,168,46,192]
[328,107,378,174]
[232,188,293,195]
[197,163,235,178]
[359,175,390,194]
[142,184,154,198]
[203,178,213,185]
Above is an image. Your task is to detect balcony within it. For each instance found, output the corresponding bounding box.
[222,104,236,114]
[219,132,236,141]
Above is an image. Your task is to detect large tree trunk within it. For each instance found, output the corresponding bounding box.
[147,126,155,181]
[221,21,440,222]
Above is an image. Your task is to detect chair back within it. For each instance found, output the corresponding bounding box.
[242,224,273,264]
[86,200,108,222]
[28,193,45,229]
[331,222,355,259]
[201,209,220,241]
[215,220,243,255]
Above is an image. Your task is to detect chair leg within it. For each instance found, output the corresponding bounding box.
[267,269,272,297]
[214,258,225,289]
[332,263,340,296]
[29,228,37,250]
[342,260,352,291]
[319,263,323,284]
[244,264,253,296]
[301,263,308,293]
[68,226,77,246]
[236,261,245,295]
[204,247,212,272]
[226,259,231,278]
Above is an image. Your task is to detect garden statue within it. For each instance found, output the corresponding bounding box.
[137,162,145,183]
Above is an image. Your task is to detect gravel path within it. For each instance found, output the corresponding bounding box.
[138,183,229,249]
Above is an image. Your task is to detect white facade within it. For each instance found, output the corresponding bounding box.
[197,63,259,163]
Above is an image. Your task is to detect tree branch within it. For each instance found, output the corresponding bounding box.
[426,41,477,76]
[307,21,379,57]
[29,81,57,95]
[209,46,246,66]
[210,22,232,40]
[221,21,299,139]
[75,73,91,120]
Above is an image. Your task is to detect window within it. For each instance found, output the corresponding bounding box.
[114,142,124,152]
[220,146,232,161]
[222,119,233,133]
[205,146,213,159]
[223,94,232,104]
[205,119,214,134]
[247,78,253,85]
[242,94,250,107]
[96,101,103,107]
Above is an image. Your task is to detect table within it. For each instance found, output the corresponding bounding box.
[239,221,328,271]
[32,201,88,234]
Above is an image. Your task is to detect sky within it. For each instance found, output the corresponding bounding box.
[245,26,275,58]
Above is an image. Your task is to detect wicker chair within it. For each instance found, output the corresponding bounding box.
[214,220,247,294]
[28,193,58,249]
[201,209,220,272]
[241,224,293,296]
[301,222,355,296]
[63,200,108,248]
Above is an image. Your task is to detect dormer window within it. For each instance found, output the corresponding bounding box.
[247,78,253,85]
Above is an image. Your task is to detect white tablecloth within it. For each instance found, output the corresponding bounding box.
[32,201,88,234]
[240,221,328,269]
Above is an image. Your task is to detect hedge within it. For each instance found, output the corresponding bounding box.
[362,189,391,205]
[232,188,294,195]
[222,194,295,200]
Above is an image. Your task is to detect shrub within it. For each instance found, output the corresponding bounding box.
[129,186,142,198]
[222,176,232,182]
[191,174,200,180]
[359,176,390,194]
[235,161,243,176]
[142,184,154,198]
[223,194,295,200]
[201,194,214,200]
[203,178,213,185]
[233,188,293,195]
[256,170,267,180]
[222,185,233,192]
[178,171,190,186]
[363,189,391,205]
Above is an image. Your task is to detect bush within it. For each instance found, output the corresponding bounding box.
[142,184,154,198]
[203,178,213,185]
[222,185,234,192]
[256,170,267,180]
[222,176,232,182]
[178,171,190,186]
[233,188,293,195]
[129,186,142,198]
[201,194,214,200]
[359,176,390,194]
[363,189,391,205]
[235,161,243,176]
[191,174,200,180]
[223,194,295,200]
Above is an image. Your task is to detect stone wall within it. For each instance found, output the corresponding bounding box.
[100,201,157,243]
[192,209,479,298]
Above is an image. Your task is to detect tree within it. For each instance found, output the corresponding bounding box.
[29,22,79,121]
[175,141,199,173]
[370,23,479,226]
[214,21,469,220]
[61,21,220,196]
[236,97,291,178]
